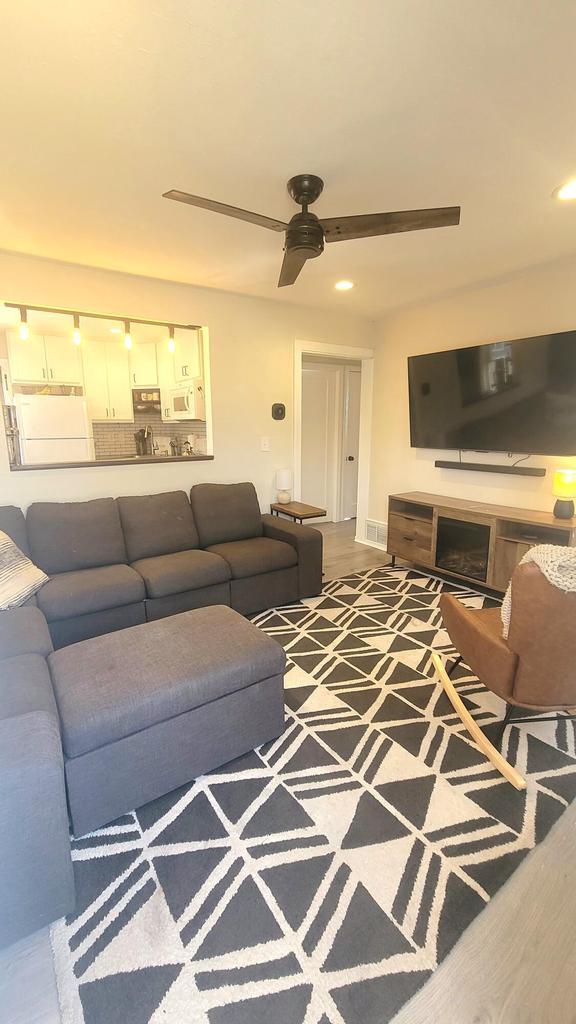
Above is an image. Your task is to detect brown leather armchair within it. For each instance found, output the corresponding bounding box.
[434,561,576,788]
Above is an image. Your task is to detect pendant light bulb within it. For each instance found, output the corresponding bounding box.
[124,321,132,350]
[72,314,81,346]
[19,307,29,341]
[168,326,175,354]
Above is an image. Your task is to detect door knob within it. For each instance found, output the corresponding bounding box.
[347,455,355,462]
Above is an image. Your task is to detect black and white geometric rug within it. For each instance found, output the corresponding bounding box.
[51,567,576,1024]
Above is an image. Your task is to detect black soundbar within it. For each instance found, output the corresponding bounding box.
[434,460,546,477]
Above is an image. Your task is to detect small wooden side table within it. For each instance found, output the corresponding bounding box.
[270,501,327,525]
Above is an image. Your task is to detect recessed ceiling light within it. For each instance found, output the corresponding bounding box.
[553,179,576,200]
[335,280,354,291]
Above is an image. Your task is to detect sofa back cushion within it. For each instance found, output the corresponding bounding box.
[27,498,127,575]
[0,506,30,556]
[191,482,263,547]
[117,490,200,562]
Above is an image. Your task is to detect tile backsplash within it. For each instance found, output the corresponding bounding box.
[93,407,207,460]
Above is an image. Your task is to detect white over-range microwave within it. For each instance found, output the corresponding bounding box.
[169,379,206,421]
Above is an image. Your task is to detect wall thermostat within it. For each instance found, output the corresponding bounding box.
[271,403,286,421]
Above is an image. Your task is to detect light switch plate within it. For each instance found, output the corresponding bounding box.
[260,436,270,452]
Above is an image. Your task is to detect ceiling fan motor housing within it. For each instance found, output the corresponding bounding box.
[287,173,324,207]
[286,211,324,258]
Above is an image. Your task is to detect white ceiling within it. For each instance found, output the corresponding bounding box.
[2,0,576,318]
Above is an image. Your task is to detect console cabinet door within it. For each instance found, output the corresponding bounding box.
[7,331,48,383]
[44,336,83,384]
[106,343,134,421]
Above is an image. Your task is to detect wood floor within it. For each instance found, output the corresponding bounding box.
[1,525,575,1024]
[319,519,390,579]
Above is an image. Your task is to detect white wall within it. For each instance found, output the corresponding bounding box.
[370,256,576,523]
[0,251,372,510]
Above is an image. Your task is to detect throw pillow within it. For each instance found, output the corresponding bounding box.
[0,529,49,609]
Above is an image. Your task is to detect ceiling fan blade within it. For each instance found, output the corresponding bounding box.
[278,249,308,287]
[321,206,460,242]
[163,190,288,232]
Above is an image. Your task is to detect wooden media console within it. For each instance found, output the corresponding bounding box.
[387,491,576,592]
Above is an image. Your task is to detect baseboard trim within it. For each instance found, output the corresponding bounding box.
[355,537,389,552]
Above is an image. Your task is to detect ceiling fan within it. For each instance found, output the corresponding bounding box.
[163,174,460,288]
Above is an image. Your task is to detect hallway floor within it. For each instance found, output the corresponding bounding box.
[318,518,389,579]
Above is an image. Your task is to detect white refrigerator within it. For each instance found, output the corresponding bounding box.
[15,394,94,464]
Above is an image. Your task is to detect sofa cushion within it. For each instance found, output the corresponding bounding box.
[207,537,298,580]
[132,550,230,598]
[27,498,127,575]
[0,505,30,556]
[48,605,286,758]
[0,606,53,660]
[37,565,145,622]
[117,491,200,562]
[0,653,59,722]
[191,482,263,548]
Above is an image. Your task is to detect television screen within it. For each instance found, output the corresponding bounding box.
[408,331,576,456]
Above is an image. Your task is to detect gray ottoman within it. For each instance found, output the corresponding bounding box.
[48,605,285,836]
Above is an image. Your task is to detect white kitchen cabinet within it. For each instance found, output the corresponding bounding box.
[173,329,202,383]
[44,336,83,384]
[156,342,175,422]
[106,343,134,420]
[81,340,110,421]
[7,331,83,385]
[129,344,158,387]
[7,332,49,383]
[82,340,134,422]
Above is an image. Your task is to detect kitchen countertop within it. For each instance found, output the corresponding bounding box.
[10,454,214,471]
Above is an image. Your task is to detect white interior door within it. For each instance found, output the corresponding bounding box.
[301,364,339,521]
[341,369,361,519]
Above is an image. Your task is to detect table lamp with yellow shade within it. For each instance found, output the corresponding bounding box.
[553,469,576,519]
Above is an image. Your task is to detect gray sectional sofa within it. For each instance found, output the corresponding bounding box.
[0,481,323,648]
[0,607,75,948]
[0,600,286,948]
[0,480,320,947]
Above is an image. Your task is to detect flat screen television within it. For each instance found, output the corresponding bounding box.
[408,331,576,456]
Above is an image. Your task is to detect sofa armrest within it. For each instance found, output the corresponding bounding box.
[0,712,74,947]
[0,606,53,662]
[262,515,323,598]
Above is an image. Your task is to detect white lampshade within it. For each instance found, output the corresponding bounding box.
[276,468,293,490]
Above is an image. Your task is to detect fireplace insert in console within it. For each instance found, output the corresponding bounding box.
[435,516,491,582]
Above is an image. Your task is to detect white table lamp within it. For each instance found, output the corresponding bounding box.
[275,469,293,504]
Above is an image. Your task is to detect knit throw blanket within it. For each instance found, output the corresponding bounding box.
[501,543,576,638]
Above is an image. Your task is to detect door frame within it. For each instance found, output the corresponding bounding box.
[294,339,374,543]
[338,365,362,521]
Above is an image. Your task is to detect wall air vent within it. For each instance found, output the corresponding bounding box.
[365,519,388,547]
